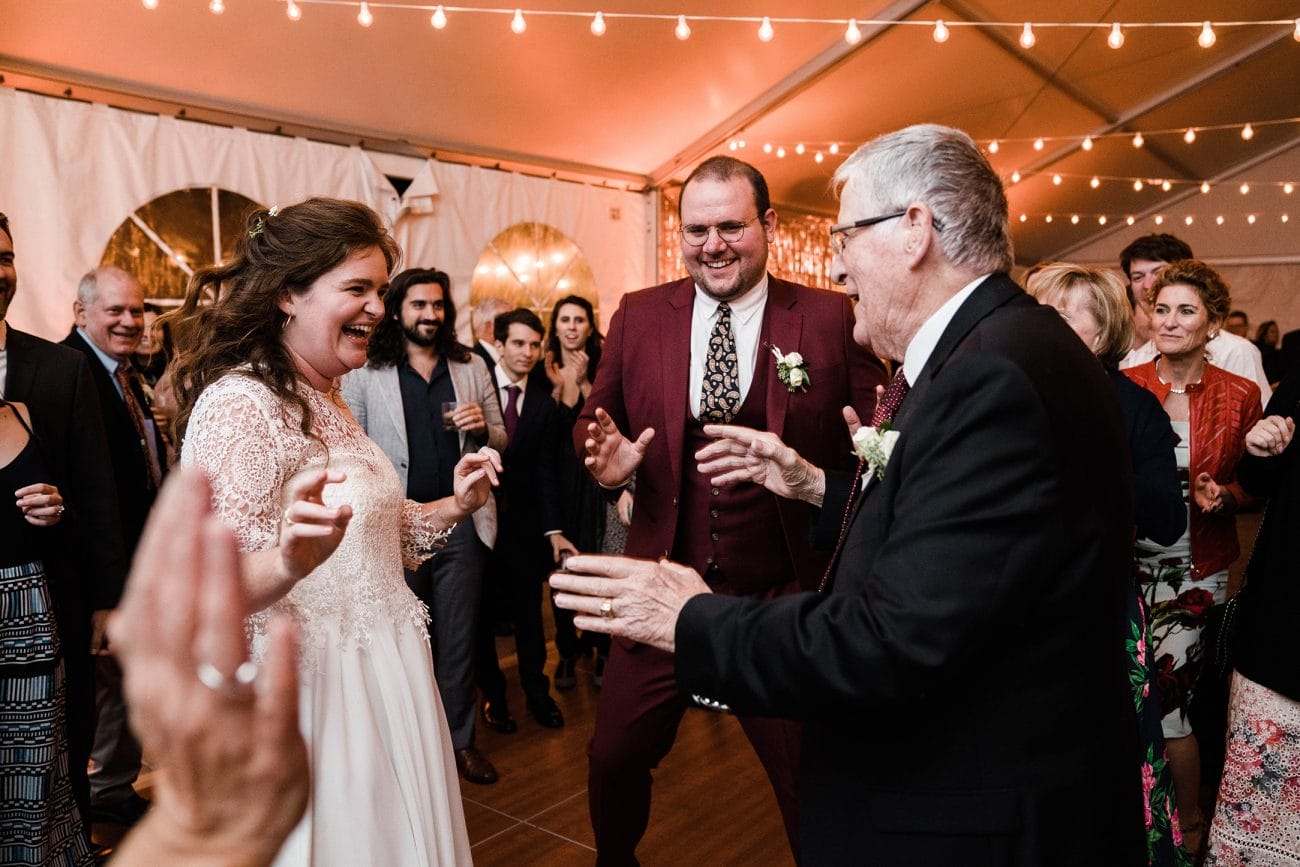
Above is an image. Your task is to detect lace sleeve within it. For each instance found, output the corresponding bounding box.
[399,500,453,571]
[180,377,287,554]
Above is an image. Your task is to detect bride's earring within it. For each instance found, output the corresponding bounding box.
[282,312,295,332]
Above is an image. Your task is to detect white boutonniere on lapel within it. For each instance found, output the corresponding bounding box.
[852,422,900,478]
[768,344,811,393]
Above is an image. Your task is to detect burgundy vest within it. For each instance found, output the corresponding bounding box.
[673,326,793,596]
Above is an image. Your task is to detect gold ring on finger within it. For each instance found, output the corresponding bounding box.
[599,598,615,619]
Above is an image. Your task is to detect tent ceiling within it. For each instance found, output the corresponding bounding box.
[2,0,1298,265]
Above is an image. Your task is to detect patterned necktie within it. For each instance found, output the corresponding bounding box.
[503,383,520,442]
[819,368,910,592]
[114,364,161,490]
[699,302,741,423]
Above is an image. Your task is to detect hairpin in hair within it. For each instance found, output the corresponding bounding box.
[248,205,281,239]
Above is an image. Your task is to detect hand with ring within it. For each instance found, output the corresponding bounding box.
[108,468,308,866]
[15,482,65,527]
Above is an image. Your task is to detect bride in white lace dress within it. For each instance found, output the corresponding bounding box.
[170,199,499,865]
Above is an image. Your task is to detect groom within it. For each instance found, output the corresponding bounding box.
[553,125,1145,864]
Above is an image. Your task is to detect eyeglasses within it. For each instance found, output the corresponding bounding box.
[679,217,757,247]
[829,211,945,255]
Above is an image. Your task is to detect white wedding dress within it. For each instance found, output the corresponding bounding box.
[182,373,472,866]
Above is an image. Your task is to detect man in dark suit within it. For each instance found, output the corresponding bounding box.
[62,266,166,826]
[571,156,885,863]
[474,308,575,731]
[554,127,1144,865]
[0,213,127,828]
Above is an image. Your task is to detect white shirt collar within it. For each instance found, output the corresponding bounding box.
[692,274,769,325]
[493,361,525,389]
[901,274,991,385]
[78,326,123,376]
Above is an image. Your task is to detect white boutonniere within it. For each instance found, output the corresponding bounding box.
[769,344,811,393]
[852,422,900,477]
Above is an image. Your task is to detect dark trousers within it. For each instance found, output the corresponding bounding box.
[405,519,487,751]
[475,521,550,703]
[88,655,143,804]
[587,639,801,866]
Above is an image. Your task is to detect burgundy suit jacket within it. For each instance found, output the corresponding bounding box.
[577,275,885,591]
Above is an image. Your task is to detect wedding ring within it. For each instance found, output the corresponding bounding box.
[282,512,296,525]
[55,505,66,514]
[599,598,615,619]
[196,660,259,698]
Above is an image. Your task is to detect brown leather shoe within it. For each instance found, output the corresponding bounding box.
[455,746,499,785]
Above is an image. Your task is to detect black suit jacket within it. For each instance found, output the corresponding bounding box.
[676,276,1144,865]
[487,368,562,539]
[5,327,127,613]
[61,329,164,554]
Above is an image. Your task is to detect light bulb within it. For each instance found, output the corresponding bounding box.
[988,139,999,153]
[431,5,447,28]
[1045,215,1053,223]
[1132,132,1144,148]
[1201,182,1211,194]
[736,139,745,149]
[1107,23,1124,49]
[1155,215,1164,225]
[844,19,861,45]
[511,9,525,34]
[1126,216,1135,225]
[1184,128,1196,144]
[933,20,949,43]
[142,0,159,9]
[829,143,839,155]
[357,2,372,26]
[776,147,786,158]
[795,143,805,155]
[814,151,824,164]
[1285,183,1294,194]
[763,143,773,154]
[1295,19,1300,41]
[1185,215,1194,225]
[1240,183,1250,194]
[1198,21,1216,48]
[1248,214,1256,224]
[1216,215,1225,225]
[758,17,774,42]
[1134,179,1144,191]
[1161,180,1172,192]
[1033,137,1044,151]
[1284,214,1291,223]
[209,0,224,13]
[1241,123,1254,140]
[1081,135,1093,151]
[287,0,301,20]
[1099,216,1107,225]
[1019,23,1036,49]
[590,12,606,36]
[728,140,738,151]
[1019,213,1027,222]
[675,14,691,40]
[1052,174,1062,185]
[1090,176,1100,189]
[1011,170,1021,183]
[1070,214,1079,225]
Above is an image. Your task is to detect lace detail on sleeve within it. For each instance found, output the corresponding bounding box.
[400,501,453,572]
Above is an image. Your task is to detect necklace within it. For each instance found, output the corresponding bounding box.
[1155,357,1202,396]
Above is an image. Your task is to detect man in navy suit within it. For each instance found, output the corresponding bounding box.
[475,308,576,730]
[62,266,166,827]
[554,126,1144,865]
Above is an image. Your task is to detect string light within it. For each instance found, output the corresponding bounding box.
[1033,137,1045,151]
[590,11,605,35]
[1216,215,1225,225]
[1019,22,1036,48]
[209,0,224,13]
[988,139,1000,154]
[1132,132,1144,148]
[1098,216,1107,225]
[674,14,690,40]
[1284,214,1290,223]
[736,139,745,149]
[1081,136,1093,151]
[1052,173,1062,185]
[1090,176,1100,188]
[776,146,786,158]
[1155,215,1164,225]
[287,0,301,20]
[795,143,805,155]
[141,0,158,9]
[1133,179,1144,191]
[1070,214,1079,224]
[844,18,861,45]
[1010,170,1021,183]
[814,151,824,163]
[431,5,446,28]
[1126,216,1136,225]
[511,8,526,33]
[1107,22,1125,49]
[828,143,839,155]
[1241,123,1255,140]
[1184,128,1196,143]
[1201,182,1211,193]
[1240,183,1250,194]
[758,17,775,42]
[1019,214,1027,222]
[1161,180,1172,191]
[728,140,738,151]
[357,1,371,26]
[1198,21,1216,48]
[1185,215,1194,225]
[1248,214,1257,224]
[763,143,772,154]
[1286,183,1295,194]
[933,20,950,43]
[1295,18,1300,41]
[1045,215,1053,223]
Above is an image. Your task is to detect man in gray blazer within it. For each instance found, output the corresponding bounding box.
[341,268,506,785]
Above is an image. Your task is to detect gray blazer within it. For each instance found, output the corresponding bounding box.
[341,354,505,549]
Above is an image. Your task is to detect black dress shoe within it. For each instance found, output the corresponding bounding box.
[481,699,517,734]
[454,746,499,784]
[88,791,151,826]
[554,657,577,690]
[527,695,565,728]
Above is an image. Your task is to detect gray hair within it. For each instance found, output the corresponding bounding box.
[76,266,136,307]
[833,124,1012,274]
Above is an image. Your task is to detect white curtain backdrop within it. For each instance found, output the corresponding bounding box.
[2,89,655,347]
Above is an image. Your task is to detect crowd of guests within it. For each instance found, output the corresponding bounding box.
[1,134,1297,867]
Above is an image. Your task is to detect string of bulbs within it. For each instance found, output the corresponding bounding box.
[1014,213,1290,228]
[144,1,1300,49]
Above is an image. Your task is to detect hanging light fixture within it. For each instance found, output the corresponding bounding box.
[511,9,526,34]
[932,20,950,43]
[357,2,373,26]
[758,17,775,42]
[1018,22,1036,49]
[431,5,447,28]
[844,19,862,45]
[1197,21,1216,48]
[1184,128,1196,143]
[590,12,606,36]
[675,14,691,40]
[1107,23,1125,49]
[1081,136,1093,151]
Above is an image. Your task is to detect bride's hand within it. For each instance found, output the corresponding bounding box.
[279,468,352,582]
[451,447,502,518]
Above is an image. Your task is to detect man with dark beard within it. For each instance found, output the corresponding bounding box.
[341,267,506,785]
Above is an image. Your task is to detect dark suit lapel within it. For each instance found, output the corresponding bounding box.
[661,279,694,486]
[764,277,801,441]
[5,329,39,400]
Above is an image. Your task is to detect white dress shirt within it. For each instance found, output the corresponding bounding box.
[493,362,527,416]
[1120,330,1271,409]
[901,275,990,386]
[688,275,769,419]
[0,320,8,398]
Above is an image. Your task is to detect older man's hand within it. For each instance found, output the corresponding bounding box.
[1245,415,1295,457]
[550,555,711,653]
[696,424,826,506]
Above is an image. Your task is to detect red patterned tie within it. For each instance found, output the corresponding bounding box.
[503,383,520,442]
[819,368,910,591]
[114,364,162,490]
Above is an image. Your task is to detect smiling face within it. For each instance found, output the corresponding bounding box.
[280,245,389,389]
[399,282,447,348]
[497,321,543,380]
[1152,282,1215,362]
[554,302,592,352]
[678,175,776,303]
[75,270,145,362]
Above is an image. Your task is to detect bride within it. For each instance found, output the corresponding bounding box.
[169,198,498,865]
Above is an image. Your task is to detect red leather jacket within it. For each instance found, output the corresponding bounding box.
[1125,361,1262,579]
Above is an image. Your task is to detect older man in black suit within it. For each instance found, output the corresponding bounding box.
[0,213,127,829]
[62,266,166,827]
[553,125,1145,865]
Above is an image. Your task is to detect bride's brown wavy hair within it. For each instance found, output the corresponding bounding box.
[167,197,401,446]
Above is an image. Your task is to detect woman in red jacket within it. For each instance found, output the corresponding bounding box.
[1125,259,1261,855]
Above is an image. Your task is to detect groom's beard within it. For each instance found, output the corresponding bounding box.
[402,319,446,348]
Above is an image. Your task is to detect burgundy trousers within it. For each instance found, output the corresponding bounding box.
[587,637,801,866]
